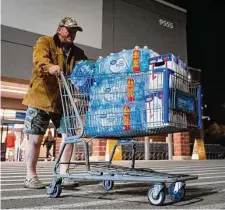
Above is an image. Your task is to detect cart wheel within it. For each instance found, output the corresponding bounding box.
[103,180,114,191]
[47,184,62,198]
[168,182,186,201]
[147,185,165,206]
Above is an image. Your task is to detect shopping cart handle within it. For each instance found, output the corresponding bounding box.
[59,71,65,77]
[58,71,84,139]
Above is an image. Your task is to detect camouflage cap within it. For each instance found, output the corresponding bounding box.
[59,17,83,31]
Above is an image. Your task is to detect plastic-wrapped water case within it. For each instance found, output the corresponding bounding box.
[59,66,201,139]
[70,60,95,93]
[178,59,188,91]
[149,53,179,72]
[145,91,188,129]
[85,102,146,136]
[144,68,175,91]
[149,54,189,91]
[89,74,145,109]
[95,46,150,75]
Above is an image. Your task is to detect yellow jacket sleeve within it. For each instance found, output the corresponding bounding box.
[33,37,55,74]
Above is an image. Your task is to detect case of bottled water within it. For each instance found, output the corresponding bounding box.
[95,46,150,75]
[178,59,188,91]
[149,53,179,72]
[89,75,145,109]
[70,60,95,93]
[66,47,200,137]
[148,54,189,91]
[85,102,146,136]
[145,91,187,129]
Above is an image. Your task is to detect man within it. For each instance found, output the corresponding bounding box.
[22,17,88,189]
[43,130,55,161]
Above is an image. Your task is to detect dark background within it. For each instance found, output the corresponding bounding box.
[165,0,225,126]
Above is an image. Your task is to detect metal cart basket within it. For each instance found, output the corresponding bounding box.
[47,68,201,206]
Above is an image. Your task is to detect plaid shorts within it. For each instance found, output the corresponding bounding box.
[23,107,66,135]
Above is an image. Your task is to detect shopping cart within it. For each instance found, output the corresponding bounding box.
[47,68,201,206]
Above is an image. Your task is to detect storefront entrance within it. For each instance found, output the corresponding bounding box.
[0,109,56,161]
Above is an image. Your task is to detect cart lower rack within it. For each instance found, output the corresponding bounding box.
[47,139,197,206]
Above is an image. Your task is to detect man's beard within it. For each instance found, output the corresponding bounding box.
[62,35,74,46]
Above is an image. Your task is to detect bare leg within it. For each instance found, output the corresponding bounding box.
[59,133,74,174]
[48,146,53,157]
[46,148,49,159]
[26,134,43,179]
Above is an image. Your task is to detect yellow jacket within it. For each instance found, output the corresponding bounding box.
[22,34,87,113]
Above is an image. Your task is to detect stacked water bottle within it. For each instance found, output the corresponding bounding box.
[85,46,150,136]
[146,53,188,129]
[70,46,190,136]
[149,53,188,91]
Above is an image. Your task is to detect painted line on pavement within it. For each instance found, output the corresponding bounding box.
[3,182,225,193]
[156,166,225,172]
[0,188,146,201]
[188,180,225,186]
[2,170,225,178]
[2,169,225,182]
[0,180,98,187]
[198,175,225,179]
[4,196,145,209]
[4,192,225,210]
[1,188,30,192]
[2,163,225,168]
[1,178,53,184]
[2,166,225,175]
[193,203,225,209]
[1,172,225,184]
[1,171,54,175]
[1,180,225,192]
[0,168,85,173]
[2,164,225,172]
[1,174,53,179]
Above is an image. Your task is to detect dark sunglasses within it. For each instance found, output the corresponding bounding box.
[66,28,78,34]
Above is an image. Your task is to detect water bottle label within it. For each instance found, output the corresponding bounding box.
[109,57,127,73]
[127,78,135,102]
[152,73,157,80]
[123,105,131,130]
[132,49,141,72]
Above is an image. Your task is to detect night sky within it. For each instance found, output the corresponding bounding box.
[166,0,225,125]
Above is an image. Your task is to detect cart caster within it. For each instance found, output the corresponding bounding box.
[147,184,166,206]
[47,178,62,198]
[168,182,186,201]
[103,180,114,191]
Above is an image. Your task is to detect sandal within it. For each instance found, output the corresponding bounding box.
[24,176,46,189]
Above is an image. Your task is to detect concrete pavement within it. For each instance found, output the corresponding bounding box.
[1,160,225,209]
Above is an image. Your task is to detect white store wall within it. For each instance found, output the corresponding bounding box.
[1,0,103,49]
[1,0,187,81]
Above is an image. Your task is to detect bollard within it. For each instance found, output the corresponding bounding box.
[145,136,150,160]
[167,134,173,160]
